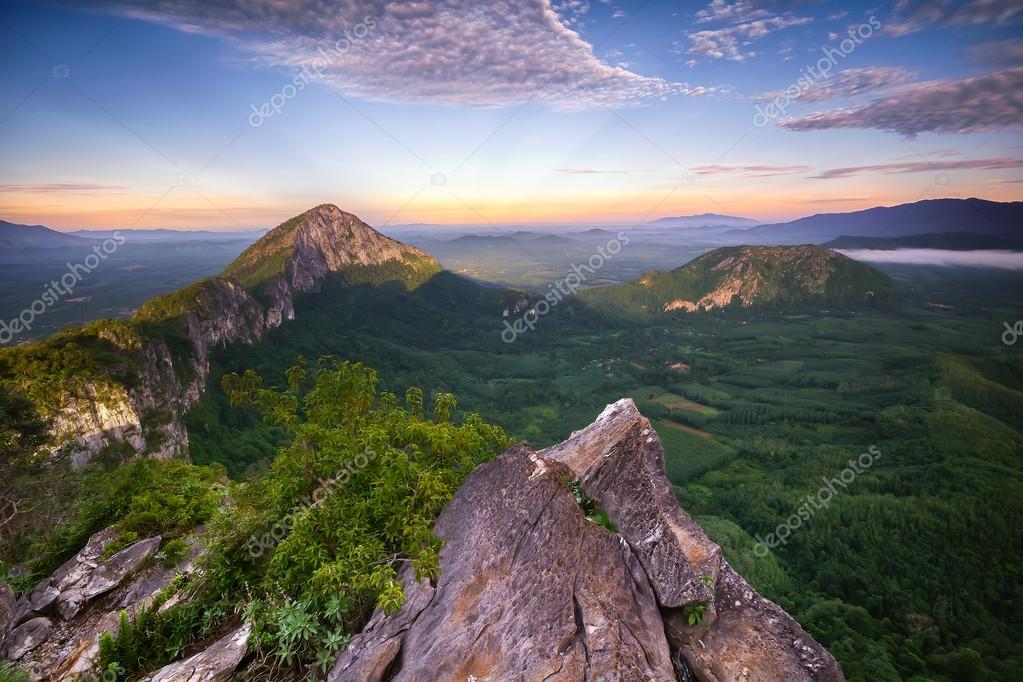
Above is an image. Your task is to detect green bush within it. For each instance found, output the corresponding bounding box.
[35,458,224,581]
[99,359,509,678]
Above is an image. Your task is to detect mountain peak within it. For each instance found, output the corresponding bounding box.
[222,204,439,292]
[584,244,894,314]
[646,214,758,229]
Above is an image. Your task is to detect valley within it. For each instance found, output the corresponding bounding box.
[1,205,1021,681]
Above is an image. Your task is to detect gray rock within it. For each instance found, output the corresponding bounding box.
[11,595,31,628]
[542,399,844,681]
[144,624,251,682]
[330,444,676,681]
[331,399,844,682]
[54,585,89,622]
[82,536,162,601]
[5,616,52,660]
[540,399,720,607]
[28,584,60,616]
[17,525,119,627]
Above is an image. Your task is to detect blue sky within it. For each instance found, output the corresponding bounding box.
[0,0,1020,230]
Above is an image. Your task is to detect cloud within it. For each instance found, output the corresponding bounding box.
[687,14,812,61]
[758,67,916,103]
[685,1,812,61]
[970,38,1023,67]
[695,0,773,24]
[99,0,683,110]
[0,183,126,193]
[690,164,812,177]
[810,157,1023,179]
[884,0,1023,36]
[839,248,1023,269]
[779,68,1023,137]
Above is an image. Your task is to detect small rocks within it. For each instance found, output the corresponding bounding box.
[82,536,162,601]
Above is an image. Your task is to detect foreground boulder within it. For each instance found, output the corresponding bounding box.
[143,624,252,682]
[331,399,844,681]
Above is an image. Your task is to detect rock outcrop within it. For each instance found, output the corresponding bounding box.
[330,400,844,682]
[34,205,440,464]
[143,624,252,682]
[2,528,200,680]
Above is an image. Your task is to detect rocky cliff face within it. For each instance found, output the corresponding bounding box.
[42,205,440,464]
[4,401,844,680]
[329,400,844,682]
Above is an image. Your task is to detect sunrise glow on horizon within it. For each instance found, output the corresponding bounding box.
[1,1,1020,231]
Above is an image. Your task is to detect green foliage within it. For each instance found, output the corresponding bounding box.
[158,538,191,568]
[569,479,618,532]
[0,384,49,472]
[33,458,223,581]
[0,662,30,682]
[100,359,509,677]
[680,575,714,626]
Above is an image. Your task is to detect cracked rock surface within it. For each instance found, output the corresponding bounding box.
[330,399,845,681]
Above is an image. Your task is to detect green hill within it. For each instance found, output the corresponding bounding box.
[582,245,895,314]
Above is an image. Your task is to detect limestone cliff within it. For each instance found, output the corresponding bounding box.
[6,205,440,464]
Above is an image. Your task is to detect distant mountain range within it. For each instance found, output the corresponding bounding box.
[72,228,264,242]
[0,220,90,249]
[727,198,1023,245]
[0,221,263,250]
[646,213,759,228]
[5,198,1021,258]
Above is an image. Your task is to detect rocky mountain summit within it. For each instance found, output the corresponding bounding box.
[2,401,843,680]
[583,245,894,315]
[329,399,843,682]
[2,205,440,465]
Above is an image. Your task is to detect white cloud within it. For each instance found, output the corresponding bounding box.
[686,2,812,62]
[757,67,917,103]
[885,0,1023,36]
[104,0,681,110]
[780,68,1023,137]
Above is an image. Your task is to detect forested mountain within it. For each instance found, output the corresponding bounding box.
[582,245,895,314]
[0,205,443,464]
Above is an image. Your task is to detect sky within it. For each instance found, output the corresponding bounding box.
[0,0,1021,231]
